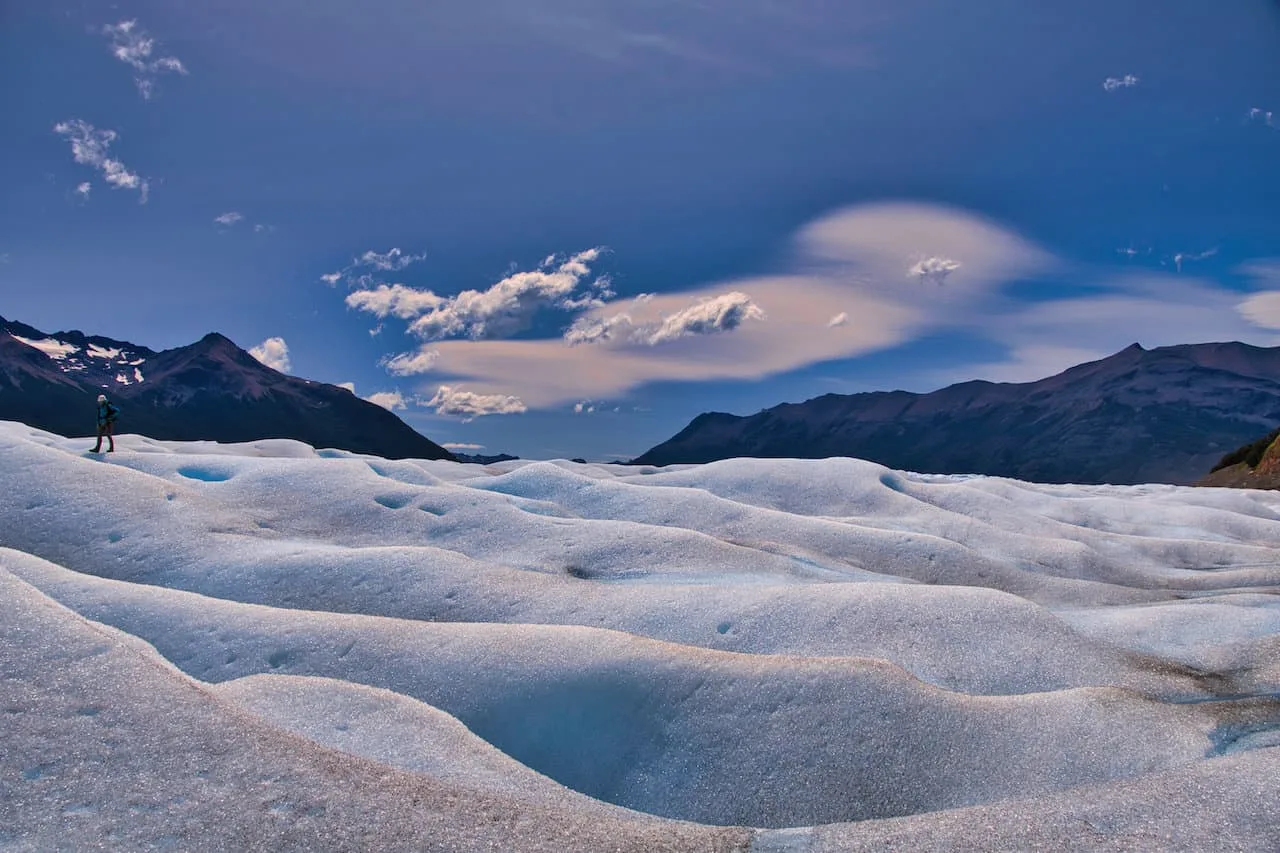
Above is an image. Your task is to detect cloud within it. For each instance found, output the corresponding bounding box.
[1172,247,1217,272]
[323,247,427,286]
[75,182,92,199]
[426,385,527,419]
[364,390,407,411]
[337,382,356,393]
[827,312,848,327]
[563,291,763,346]
[53,120,148,201]
[381,202,1055,408]
[253,224,272,234]
[382,349,441,376]
[214,212,244,227]
[633,291,765,345]
[346,284,448,320]
[1238,292,1280,330]
[103,20,187,100]
[249,337,291,373]
[908,256,961,285]
[1102,74,1139,92]
[1248,107,1277,129]
[442,442,484,450]
[350,249,610,341]
[573,401,597,414]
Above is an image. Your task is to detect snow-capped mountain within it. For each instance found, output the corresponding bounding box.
[0,316,454,460]
[633,342,1280,485]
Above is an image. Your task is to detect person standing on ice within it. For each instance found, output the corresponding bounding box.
[90,393,119,453]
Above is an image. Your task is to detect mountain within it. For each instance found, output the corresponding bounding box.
[0,317,455,461]
[633,342,1280,485]
[453,452,520,465]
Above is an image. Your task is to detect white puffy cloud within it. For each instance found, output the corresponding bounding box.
[633,291,765,345]
[563,292,763,347]
[103,20,187,100]
[426,385,527,419]
[348,249,609,341]
[249,337,291,373]
[345,284,447,320]
[53,120,148,201]
[75,182,92,199]
[1102,74,1139,92]
[337,382,356,393]
[364,390,407,411]
[908,256,961,285]
[214,212,243,227]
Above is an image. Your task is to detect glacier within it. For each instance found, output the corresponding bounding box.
[1,420,1278,851]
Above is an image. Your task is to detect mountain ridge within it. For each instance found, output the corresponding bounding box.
[633,341,1280,485]
[0,316,455,461]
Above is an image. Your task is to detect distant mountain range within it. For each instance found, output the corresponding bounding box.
[453,452,520,465]
[0,316,454,461]
[633,342,1280,485]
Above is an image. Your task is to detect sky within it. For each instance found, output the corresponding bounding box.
[2,0,1280,460]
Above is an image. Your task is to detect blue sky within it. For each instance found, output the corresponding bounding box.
[3,0,1280,460]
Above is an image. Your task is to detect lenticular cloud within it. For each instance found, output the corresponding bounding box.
[1,420,1278,850]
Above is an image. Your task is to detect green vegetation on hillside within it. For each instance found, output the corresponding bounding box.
[1211,426,1280,472]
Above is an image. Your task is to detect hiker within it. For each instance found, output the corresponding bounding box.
[91,393,120,453]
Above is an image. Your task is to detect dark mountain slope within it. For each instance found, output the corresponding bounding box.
[634,342,1280,485]
[0,319,454,461]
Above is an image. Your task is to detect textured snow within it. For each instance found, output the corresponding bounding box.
[1,419,1278,850]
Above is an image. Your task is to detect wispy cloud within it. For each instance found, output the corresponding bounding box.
[1172,247,1217,273]
[53,120,148,202]
[103,20,187,100]
[350,249,610,342]
[442,442,484,450]
[573,401,597,414]
[249,337,291,373]
[1248,107,1277,129]
[382,349,441,376]
[214,212,244,227]
[827,312,849,327]
[75,182,92,200]
[323,248,427,287]
[908,256,961,285]
[426,385,527,420]
[1102,74,1139,92]
[364,390,407,411]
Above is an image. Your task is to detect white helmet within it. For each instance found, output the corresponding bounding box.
[97,394,107,402]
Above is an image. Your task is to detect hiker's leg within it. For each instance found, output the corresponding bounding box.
[106,422,115,452]
[92,425,104,452]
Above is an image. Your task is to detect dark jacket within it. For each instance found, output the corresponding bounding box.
[96,401,120,427]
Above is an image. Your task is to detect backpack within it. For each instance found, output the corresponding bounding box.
[105,403,120,423]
